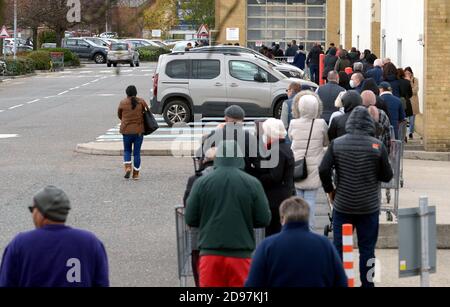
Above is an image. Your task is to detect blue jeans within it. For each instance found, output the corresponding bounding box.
[309,64,319,85]
[296,189,318,231]
[409,115,415,134]
[333,210,379,288]
[123,134,144,170]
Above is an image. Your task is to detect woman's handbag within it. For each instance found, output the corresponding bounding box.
[293,119,315,181]
[142,103,159,135]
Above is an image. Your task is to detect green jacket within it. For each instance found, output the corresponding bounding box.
[185,141,271,258]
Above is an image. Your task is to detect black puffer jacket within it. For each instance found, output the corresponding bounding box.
[328,91,362,141]
[319,107,393,215]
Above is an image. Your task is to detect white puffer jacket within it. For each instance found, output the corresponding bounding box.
[289,94,329,190]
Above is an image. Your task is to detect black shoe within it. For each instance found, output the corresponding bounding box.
[409,133,414,139]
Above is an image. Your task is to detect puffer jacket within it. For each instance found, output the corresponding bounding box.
[118,97,149,135]
[319,106,393,215]
[289,96,329,190]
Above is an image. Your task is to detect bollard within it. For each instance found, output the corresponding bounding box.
[319,53,325,85]
[342,224,354,287]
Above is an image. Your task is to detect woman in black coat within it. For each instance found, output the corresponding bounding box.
[256,119,295,237]
[397,68,414,117]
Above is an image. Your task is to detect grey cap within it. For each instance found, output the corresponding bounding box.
[224,105,245,120]
[33,186,71,222]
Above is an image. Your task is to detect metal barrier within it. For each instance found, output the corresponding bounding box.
[175,205,266,287]
[50,52,64,72]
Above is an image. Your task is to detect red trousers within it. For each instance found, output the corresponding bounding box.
[199,255,252,288]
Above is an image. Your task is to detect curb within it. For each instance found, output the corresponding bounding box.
[378,223,450,249]
[76,142,450,162]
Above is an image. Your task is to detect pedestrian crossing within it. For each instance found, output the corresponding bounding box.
[38,67,155,79]
[95,116,266,143]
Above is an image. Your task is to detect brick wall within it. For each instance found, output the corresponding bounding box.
[327,0,340,48]
[423,0,450,152]
[345,0,353,49]
[214,0,246,46]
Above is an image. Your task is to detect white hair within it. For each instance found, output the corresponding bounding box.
[263,118,287,140]
[374,59,383,67]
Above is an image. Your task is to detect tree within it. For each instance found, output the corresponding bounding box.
[180,0,214,29]
[142,0,178,36]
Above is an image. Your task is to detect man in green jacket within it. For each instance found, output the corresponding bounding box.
[186,140,271,287]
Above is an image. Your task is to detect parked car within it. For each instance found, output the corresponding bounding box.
[80,37,109,48]
[100,32,118,39]
[151,52,317,126]
[62,38,108,64]
[171,40,198,53]
[3,45,32,55]
[123,39,165,48]
[41,43,57,49]
[191,45,305,79]
[107,42,140,67]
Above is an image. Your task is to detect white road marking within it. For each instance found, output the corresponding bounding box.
[0,110,4,113]
[79,71,93,74]
[91,79,100,83]
[140,69,153,72]
[44,96,57,99]
[57,91,69,96]
[9,104,24,110]
[121,70,133,73]
[81,83,90,86]
[2,79,11,82]
[98,94,116,97]
[26,99,40,104]
[0,134,19,139]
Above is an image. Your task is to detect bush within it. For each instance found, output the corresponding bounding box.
[27,50,51,70]
[137,46,171,62]
[5,57,35,76]
[38,48,80,67]
[39,30,57,45]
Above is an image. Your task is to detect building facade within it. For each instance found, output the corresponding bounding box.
[215,0,449,152]
[215,0,340,50]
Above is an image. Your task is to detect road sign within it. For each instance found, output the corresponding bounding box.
[197,24,209,39]
[0,26,10,38]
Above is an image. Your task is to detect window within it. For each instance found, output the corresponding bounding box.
[66,40,77,47]
[192,60,220,79]
[166,60,189,79]
[111,44,129,51]
[229,61,269,82]
[78,40,90,47]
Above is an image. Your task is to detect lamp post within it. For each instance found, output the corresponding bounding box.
[13,0,17,60]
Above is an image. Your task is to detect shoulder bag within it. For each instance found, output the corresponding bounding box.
[294,119,315,181]
[142,102,159,135]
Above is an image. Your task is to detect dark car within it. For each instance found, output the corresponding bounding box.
[62,38,109,64]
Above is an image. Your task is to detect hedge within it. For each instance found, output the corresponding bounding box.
[39,48,80,67]
[4,57,35,76]
[27,50,52,70]
[137,46,171,62]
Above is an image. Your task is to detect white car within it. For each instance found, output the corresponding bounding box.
[100,32,118,39]
[151,52,318,126]
[123,39,166,48]
[171,40,198,53]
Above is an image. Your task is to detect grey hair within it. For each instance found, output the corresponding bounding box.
[292,90,324,119]
[279,197,310,224]
[327,70,339,82]
[354,62,364,72]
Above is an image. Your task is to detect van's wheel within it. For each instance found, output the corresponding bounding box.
[273,100,284,119]
[94,53,106,64]
[163,100,191,127]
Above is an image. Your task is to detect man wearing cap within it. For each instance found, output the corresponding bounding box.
[199,105,259,175]
[378,81,406,140]
[0,186,109,287]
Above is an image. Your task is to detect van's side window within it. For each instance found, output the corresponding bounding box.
[166,60,189,79]
[229,61,268,82]
[192,60,220,79]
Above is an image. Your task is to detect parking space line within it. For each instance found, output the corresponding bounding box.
[9,104,24,110]
[26,99,40,104]
[57,91,69,96]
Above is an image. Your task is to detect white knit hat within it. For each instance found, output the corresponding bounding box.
[262,118,287,140]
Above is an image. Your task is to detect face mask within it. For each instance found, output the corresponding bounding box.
[349,80,357,88]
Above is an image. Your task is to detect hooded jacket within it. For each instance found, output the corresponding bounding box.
[334,50,351,72]
[327,91,362,141]
[319,107,393,215]
[185,141,271,258]
[289,95,329,190]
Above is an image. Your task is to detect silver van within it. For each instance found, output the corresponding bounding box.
[151,52,317,126]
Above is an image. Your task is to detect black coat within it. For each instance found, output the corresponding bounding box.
[319,107,393,215]
[317,82,346,124]
[328,91,362,141]
[323,55,338,79]
[398,78,413,117]
[256,140,295,236]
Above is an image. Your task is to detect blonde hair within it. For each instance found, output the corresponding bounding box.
[335,91,346,108]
